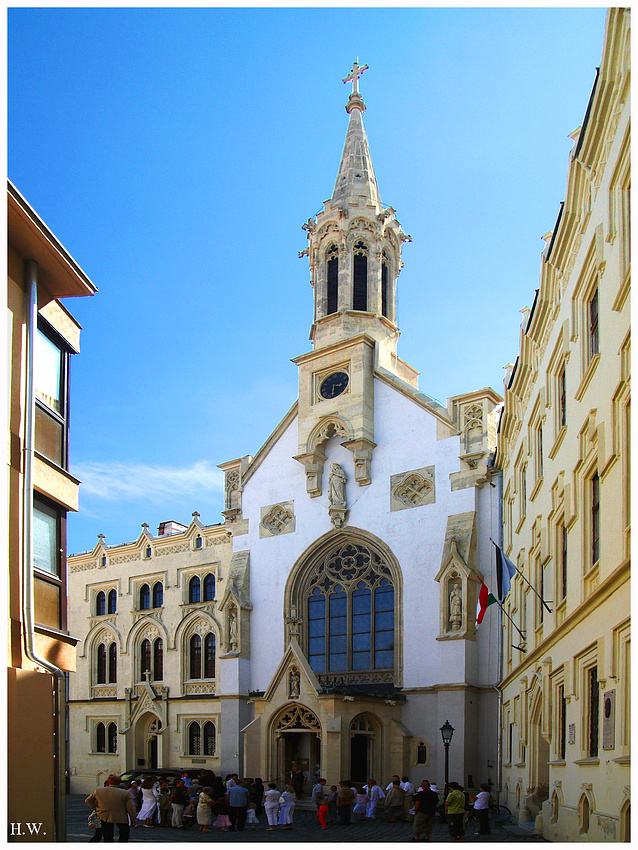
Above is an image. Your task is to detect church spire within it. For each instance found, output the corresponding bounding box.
[331,61,381,208]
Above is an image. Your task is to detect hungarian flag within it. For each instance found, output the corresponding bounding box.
[494,543,518,601]
[476,581,497,625]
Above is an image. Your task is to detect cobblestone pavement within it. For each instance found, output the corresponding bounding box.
[67,796,545,843]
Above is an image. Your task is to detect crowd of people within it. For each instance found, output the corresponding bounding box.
[85,766,494,841]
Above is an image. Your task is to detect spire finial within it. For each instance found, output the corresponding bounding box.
[342,60,368,97]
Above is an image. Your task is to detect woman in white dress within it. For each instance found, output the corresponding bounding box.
[277,785,296,829]
[137,776,159,827]
[365,779,385,819]
[263,782,280,831]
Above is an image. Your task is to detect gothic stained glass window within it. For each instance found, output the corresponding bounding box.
[108,642,117,683]
[204,634,216,678]
[154,638,163,681]
[304,541,395,679]
[203,722,216,755]
[152,582,163,608]
[189,576,201,604]
[190,634,202,679]
[141,639,151,680]
[96,643,107,683]
[203,573,216,601]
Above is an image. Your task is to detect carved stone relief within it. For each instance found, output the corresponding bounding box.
[288,666,301,699]
[260,501,295,539]
[390,465,436,511]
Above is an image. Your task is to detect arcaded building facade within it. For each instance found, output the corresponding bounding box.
[496,9,630,842]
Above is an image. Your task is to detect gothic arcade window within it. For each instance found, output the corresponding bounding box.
[140,584,151,610]
[107,589,117,614]
[189,632,216,679]
[97,643,107,684]
[381,250,390,318]
[152,581,164,608]
[96,591,106,616]
[326,244,339,315]
[189,576,201,603]
[187,721,216,756]
[203,573,216,601]
[96,721,117,753]
[195,535,202,549]
[305,541,395,680]
[353,241,368,311]
[154,638,163,681]
[141,639,151,680]
[108,642,117,683]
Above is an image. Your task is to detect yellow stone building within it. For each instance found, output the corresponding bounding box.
[495,8,630,842]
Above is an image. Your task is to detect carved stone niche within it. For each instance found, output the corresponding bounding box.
[260,501,295,539]
[217,456,252,523]
[390,466,435,512]
[435,539,481,641]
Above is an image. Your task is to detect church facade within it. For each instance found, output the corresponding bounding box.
[68,65,502,795]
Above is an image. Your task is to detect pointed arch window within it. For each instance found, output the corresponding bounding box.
[326,244,339,315]
[189,634,202,679]
[381,250,390,319]
[141,639,151,680]
[107,589,117,614]
[108,722,118,754]
[153,638,163,681]
[96,643,107,684]
[139,584,151,610]
[108,642,117,683]
[203,721,216,756]
[194,535,203,549]
[204,633,216,678]
[152,581,164,608]
[96,721,106,753]
[303,541,396,680]
[96,591,106,616]
[203,573,216,601]
[353,241,368,311]
[188,721,201,755]
[189,576,201,604]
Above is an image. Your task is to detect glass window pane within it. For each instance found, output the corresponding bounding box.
[375,610,394,631]
[352,590,371,614]
[329,653,347,671]
[35,405,63,466]
[375,588,394,611]
[309,595,325,618]
[33,501,58,574]
[375,650,394,668]
[329,594,347,617]
[353,651,371,670]
[353,631,370,651]
[309,637,325,655]
[309,655,325,674]
[330,615,347,636]
[35,330,62,413]
[329,634,347,653]
[353,612,370,634]
[375,630,394,651]
[309,618,325,637]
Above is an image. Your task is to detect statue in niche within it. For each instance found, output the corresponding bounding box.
[229,607,239,651]
[449,583,463,631]
[289,668,300,699]
[328,463,347,508]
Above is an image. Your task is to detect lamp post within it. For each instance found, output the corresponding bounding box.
[440,719,455,798]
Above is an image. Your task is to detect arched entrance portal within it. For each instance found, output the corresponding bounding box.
[350,714,381,783]
[134,712,162,771]
[273,704,321,796]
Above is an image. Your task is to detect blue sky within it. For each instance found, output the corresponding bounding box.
[8,6,608,554]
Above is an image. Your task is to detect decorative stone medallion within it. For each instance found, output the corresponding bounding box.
[259,500,295,538]
[390,465,436,511]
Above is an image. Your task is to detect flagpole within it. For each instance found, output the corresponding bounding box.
[491,539,552,613]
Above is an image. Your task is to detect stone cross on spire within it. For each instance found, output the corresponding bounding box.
[343,60,368,96]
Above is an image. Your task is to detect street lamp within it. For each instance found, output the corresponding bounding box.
[440,720,455,797]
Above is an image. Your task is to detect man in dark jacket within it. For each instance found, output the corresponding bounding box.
[413,780,440,841]
[170,779,190,829]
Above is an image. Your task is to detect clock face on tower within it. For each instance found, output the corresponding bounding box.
[319,371,349,400]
